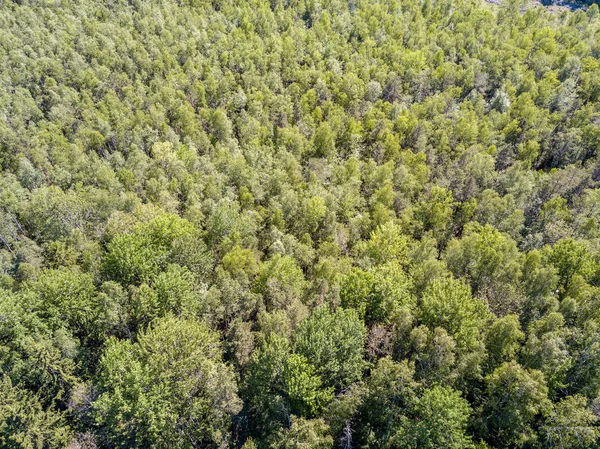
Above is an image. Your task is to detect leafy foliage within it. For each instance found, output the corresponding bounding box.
[1,0,600,446]
[94,316,241,448]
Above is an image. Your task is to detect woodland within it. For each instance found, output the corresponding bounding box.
[1,0,600,447]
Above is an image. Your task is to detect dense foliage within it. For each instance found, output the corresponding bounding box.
[1,0,600,447]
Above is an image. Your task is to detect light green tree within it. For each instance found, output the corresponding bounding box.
[391,385,474,449]
[94,316,242,448]
[294,306,366,389]
[540,395,599,449]
[420,277,491,352]
[483,362,551,447]
[103,214,198,285]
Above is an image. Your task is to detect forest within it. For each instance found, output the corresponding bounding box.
[1,0,600,447]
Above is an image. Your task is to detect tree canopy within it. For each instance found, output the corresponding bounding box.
[1,0,600,447]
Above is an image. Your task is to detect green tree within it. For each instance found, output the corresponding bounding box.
[272,416,333,449]
[222,245,259,281]
[485,314,525,371]
[23,266,98,334]
[0,376,72,449]
[355,358,418,447]
[294,307,366,389]
[281,354,333,418]
[103,214,198,285]
[356,222,410,267]
[313,122,336,159]
[94,316,241,448]
[420,277,491,352]
[254,254,307,312]
[244,335,332,436]
[0,289,78,404]
[521,312,571,393]
[129,264,202,327]
[391,385,474,449]
[540,395,599,449]
[412,186,455,246]
[444,223,522,314]
[339,261,415,323]
[410,325,458,385]
[483,362,552,447]
[546,238,592,293]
